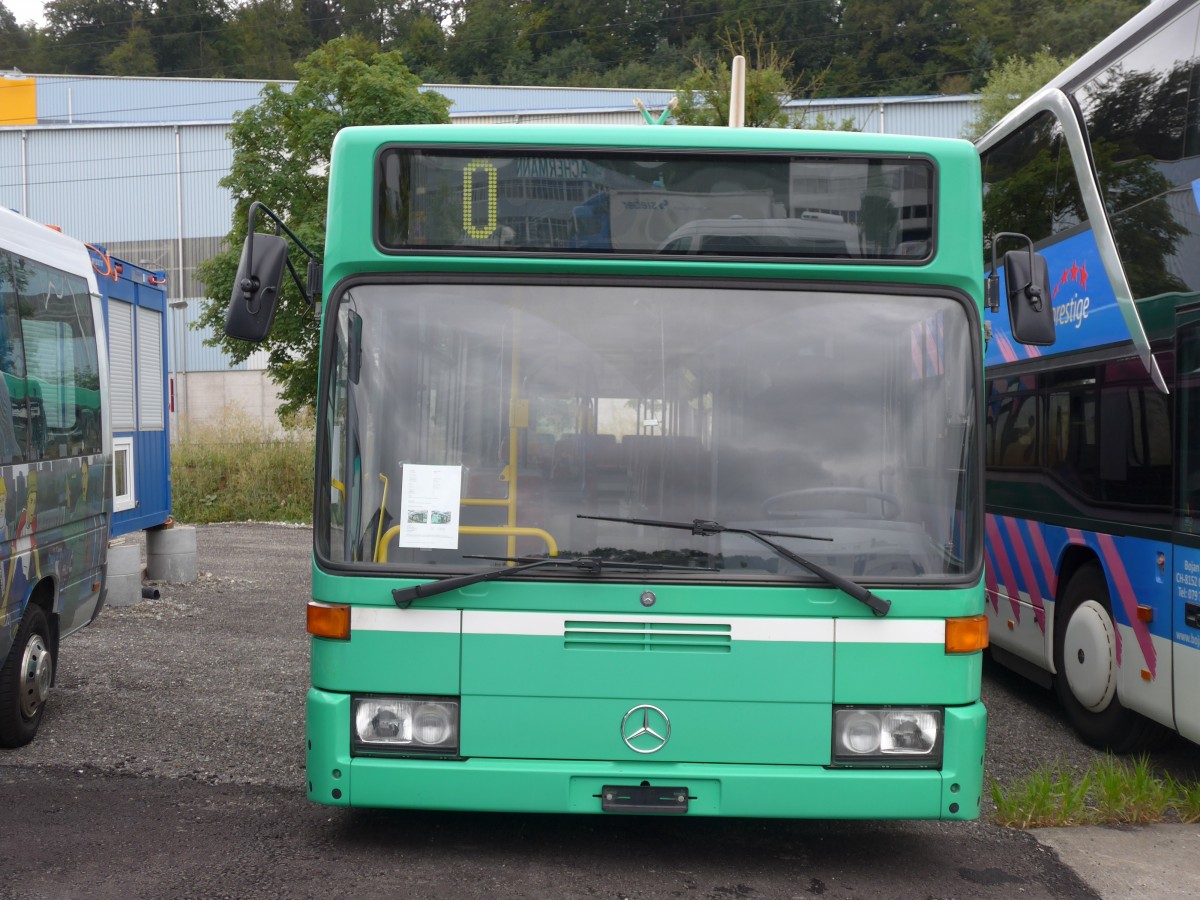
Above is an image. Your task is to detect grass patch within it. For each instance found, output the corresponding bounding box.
[992,755,1200,828]
[172,409,314,524]
[1167,775,1200,824]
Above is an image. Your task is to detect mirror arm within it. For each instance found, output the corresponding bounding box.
[244,201,323,308]
[988,231,1041,312]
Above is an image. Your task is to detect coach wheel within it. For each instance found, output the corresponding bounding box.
[0,603,53,748]
[1053,565,1164,753]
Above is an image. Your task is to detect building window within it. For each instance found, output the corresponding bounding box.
[113,435,135,512]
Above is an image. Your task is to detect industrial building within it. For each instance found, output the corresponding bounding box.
[0,72,980,435]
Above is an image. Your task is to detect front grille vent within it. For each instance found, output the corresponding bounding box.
[564,620,731,653]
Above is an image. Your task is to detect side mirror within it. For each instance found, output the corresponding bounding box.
[987,232,1055,347]
[224,232,287,343]
[1005,248,1054,345]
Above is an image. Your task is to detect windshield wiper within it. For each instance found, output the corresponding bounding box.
[577,514,891,617]
[391,555,716,609]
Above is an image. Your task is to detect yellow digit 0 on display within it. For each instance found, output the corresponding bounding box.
[463,160,498,239]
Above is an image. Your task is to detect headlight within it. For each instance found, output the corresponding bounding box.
[832,706,942,767]
[352,696,460,755]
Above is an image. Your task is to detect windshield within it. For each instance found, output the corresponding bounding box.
[316,282,979,583]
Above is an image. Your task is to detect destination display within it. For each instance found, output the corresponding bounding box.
[376,148,935,261]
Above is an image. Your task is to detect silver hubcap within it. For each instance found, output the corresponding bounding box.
[19,633,51,720]
[1062,599,1118,712]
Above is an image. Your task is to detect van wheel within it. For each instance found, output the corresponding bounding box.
[0,604,53,747]
[1053,565,1165,752]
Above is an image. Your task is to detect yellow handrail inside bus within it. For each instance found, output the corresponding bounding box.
[375,473,389,560]
[374,523,558,562]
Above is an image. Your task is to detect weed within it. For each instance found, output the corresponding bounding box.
[1167,774,1200,824]
[993,754,1200,828]
[172,408,314,524]
[992,762,1092,828]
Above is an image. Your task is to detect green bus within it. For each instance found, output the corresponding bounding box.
[227,124,1043,819]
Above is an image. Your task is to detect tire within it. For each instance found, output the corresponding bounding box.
[1053,564,1166,753]
[0,603,53,748]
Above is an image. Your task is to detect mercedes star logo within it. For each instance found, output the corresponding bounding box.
[621,704,671,754]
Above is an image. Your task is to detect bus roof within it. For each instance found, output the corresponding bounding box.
[332,122,977,157]
[0,206,97,292]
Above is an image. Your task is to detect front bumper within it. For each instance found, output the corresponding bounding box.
[306,688,986,819]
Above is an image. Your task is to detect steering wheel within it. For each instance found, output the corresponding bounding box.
[761,486,902,521]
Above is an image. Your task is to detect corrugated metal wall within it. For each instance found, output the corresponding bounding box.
[0,122,232,244]
[33,75,281,124]
[30,76,681,124]
[789,96,978,138]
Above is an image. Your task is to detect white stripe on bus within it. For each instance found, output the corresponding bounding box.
[835,618,945,644]
[350,608,946,645]
[464,611,833,642]
[352,607,462,634]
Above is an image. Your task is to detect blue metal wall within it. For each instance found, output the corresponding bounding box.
[99,253,172,536]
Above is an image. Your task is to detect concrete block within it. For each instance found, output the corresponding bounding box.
[106,542,143,607]
[146,524,197,583]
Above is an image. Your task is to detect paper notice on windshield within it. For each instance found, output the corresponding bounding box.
[397,464,462,549]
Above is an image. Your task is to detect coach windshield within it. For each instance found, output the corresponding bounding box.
[316,282,978,584]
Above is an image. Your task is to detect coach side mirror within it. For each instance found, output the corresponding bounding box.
[224,231,287,343]
[224,201,323,344]
[986,232,1055,346]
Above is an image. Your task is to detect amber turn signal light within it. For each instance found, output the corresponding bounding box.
[307,601,351,640]
[945,614,988,653]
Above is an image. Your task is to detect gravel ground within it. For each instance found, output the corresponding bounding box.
[4,522,313,788]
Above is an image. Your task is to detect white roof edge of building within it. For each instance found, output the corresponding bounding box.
[25,72,296,86]
[0,121,234,131]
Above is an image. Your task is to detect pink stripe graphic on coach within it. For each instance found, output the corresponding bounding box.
[1025,520,1058,602]
[993,330,1019,364]
[1096,533,1156,678]
[985,545,1001,612]
[1003,516,1046,631]
[985,514,1022,622]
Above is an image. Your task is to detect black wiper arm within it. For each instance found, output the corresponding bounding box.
[577,514,891,617]
[467,554,718,574]
[391,554,716,609]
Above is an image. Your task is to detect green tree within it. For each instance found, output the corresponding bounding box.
[338,1,449,80]
[523,0,660,69]
[965,48,1073,139]
[149,0,230,77]
[825,0,966,95]
[1018,0,1145,59]
[0,3,34,71]
[223,0,311,79]
[43,0,151,73]
[672,26,797,128]
[99,12,156,74]
[195,36,451,417]
[444,0,531,83]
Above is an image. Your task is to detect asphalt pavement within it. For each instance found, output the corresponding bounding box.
[1033,824,1200,898]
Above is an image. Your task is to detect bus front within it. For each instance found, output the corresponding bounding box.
[305,125,988,819]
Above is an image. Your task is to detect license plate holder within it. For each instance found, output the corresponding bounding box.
[600,784,689,814]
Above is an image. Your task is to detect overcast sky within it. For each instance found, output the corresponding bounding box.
[6,0,46,27]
